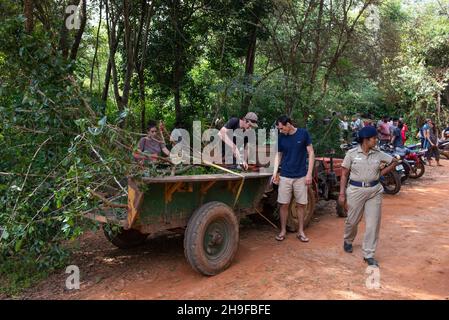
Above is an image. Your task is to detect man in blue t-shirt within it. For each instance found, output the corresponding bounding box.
[272,115,315,243]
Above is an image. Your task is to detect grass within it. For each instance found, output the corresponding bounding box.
[0,256,50,298]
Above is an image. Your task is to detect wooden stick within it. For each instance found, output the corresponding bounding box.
[90,190,128,209]
[254,208,279,230]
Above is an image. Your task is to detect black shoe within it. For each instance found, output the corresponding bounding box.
[364,257,379,267]
[343,242,353,253]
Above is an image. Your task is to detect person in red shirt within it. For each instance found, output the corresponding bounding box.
[399,118,408,145]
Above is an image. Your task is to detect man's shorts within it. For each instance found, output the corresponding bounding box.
[277,176,308,205]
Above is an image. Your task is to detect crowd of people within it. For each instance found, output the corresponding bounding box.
[339,114,449,166]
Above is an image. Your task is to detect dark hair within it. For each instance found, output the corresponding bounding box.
[174,121,184,129]
[393,118,399,122]
[276,115,292,126]
[398,121,404,129]
[147,120,157,131]
[430,121,438,134]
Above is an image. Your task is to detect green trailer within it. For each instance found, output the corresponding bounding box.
[87,171,316,275]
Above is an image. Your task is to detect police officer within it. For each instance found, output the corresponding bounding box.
[338,126,397,267]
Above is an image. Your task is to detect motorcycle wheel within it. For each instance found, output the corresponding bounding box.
[381,171,401,195]
[441,149,449,160]
[409,161,425,179]
[399,161,411,183]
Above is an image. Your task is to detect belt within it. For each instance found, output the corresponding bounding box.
[349,180,379,188]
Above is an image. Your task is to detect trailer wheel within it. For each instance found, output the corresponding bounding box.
[286,186,316,231]
[184,202,239,276]
[103,225,147,249]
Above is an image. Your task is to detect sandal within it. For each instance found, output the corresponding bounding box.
[275,234,285,241]
[297,234,309,242]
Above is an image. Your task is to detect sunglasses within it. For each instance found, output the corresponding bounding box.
[246,119,257,124]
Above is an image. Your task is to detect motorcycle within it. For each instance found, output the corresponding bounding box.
[438,139,449,159]
[403,147,426,179]
[379,144,410,184]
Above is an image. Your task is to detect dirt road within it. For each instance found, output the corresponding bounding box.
[22,162,449,300]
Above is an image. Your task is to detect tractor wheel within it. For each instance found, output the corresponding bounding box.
[286,186,317,232]
[184,202,239,276]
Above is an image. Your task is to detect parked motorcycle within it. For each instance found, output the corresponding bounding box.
[380,171,402,195]
[379,144,410,183]
[438,139,449,159]
[404,147,426,179]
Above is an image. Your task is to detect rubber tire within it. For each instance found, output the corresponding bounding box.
[400,161,411,183]
[248,189,279,225]
[286,186,317,232]
[103,225,147,249]
[409,161,425,179]
[382,171,401,195]
[440,150,449,160]
[184,202,239,276]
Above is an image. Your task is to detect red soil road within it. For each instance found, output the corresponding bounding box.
[20,161,449,300]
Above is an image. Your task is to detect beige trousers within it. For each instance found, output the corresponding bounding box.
[344,184,383,259]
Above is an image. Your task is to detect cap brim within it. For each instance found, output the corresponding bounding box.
[249,122,258,128]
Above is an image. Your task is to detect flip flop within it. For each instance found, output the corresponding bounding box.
[297,234,309,242]
[275,235,285,241]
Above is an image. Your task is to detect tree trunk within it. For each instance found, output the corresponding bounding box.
[136,0,155,133]
[90,1,102,92]
[172,0,183,124]
[24,0,34,33]
[59,0,79,58]
[436,93,441,124]
[102,25,123,104]
[174,81,182,123]
[120,0,135,113]
[70,0,87,61]
[138,70,146,133]
[241,24,258,114]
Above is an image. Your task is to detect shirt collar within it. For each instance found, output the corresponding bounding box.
[357,145,377,155]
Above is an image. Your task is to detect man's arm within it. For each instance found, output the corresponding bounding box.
[272,152,282,184]
[218,126,248,169]
[305,144,315,185]
[218,127,238,157]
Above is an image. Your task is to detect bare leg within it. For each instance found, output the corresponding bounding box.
[278,204,289,239]
[296,204,308,241]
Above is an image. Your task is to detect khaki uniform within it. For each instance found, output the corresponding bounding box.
[342,146,393,259]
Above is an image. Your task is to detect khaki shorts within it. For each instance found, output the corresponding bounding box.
[277,176,308,205]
